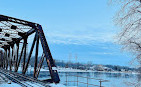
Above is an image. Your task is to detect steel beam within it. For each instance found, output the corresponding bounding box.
[34,33,39,78]
[7,47,10,70]
[6,49,8,69]
[15,43,19,72]
[22,37,27,74]
[23,33,37,74]
[10,45,14,71]
[2,29,35,49]
[37,25,60,83]
[15,42,25,72]
[0,14,37,28]
[36,54,44,78]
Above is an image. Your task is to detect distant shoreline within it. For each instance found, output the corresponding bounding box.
[25,67,139,74]
[57,68,139,74]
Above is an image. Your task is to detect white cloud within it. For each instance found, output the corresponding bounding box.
[46,31,115,45]
[90,52,116,55]
[43,23,117,45]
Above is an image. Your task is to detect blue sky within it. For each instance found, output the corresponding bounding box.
[0,0,133,66]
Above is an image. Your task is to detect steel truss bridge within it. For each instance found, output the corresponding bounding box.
[0,15,60,84]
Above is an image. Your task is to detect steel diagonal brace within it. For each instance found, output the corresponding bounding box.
[37,24,60,83]
[23,33,38,74]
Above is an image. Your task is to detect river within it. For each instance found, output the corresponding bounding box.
[32,71,140,87]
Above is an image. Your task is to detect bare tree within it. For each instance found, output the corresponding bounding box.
[110,1,141,86]
[124,80,141,87]
[111,0,141,65]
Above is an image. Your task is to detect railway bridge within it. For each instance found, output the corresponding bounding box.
[0,15,60,86]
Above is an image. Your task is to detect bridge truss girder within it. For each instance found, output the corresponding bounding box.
[0,15,60,83]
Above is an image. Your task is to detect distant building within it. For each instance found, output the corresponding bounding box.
[78,66,85,70]
[104,67,113,71]
[94,65,105,71]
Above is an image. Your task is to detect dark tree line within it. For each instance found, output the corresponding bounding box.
[28,56,138,72]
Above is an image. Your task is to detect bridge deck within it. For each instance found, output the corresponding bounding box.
[0,68,51,87]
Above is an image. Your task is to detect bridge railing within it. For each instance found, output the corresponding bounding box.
[65,73,109,87]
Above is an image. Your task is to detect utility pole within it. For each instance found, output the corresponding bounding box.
[68,53,71,68]
[75,53,78,69]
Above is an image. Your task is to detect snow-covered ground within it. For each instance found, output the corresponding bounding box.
[17,66,139,74]
[0,83,22,87]
[18,67,94,73]
[49,83,77,87]
[56,67,94,72]
[0,82,68,87]
[18,66,48,72]
[0,70,67,87]
[49,83,66,87]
